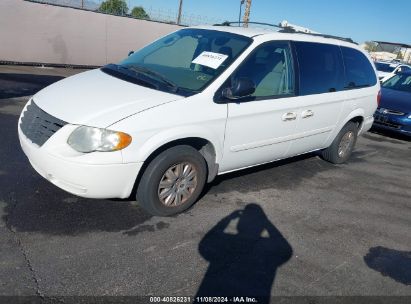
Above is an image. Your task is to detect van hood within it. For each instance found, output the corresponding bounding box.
[33,69,182,128]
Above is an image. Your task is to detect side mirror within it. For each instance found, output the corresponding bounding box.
[128,51,134,57]
[222,77,256,100]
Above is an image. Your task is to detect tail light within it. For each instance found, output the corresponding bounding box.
[377,90,381,107]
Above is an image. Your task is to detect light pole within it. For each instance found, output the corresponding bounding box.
[243,0,252,27]
[177,0,183,25]
[238,0,245,26]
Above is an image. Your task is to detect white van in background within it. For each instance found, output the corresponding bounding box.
[18,25,379,216]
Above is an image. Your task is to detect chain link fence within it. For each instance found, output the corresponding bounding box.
[26,0,225,26]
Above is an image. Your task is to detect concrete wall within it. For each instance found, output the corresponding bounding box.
[0,0,182,66]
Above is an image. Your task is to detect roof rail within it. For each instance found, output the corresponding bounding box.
[213,21,357,45]
[279,27,357,44]
[213,21,281,29]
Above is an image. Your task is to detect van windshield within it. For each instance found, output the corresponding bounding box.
[104,29,252,96]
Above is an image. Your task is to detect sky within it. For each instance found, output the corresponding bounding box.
[124,0,411,45]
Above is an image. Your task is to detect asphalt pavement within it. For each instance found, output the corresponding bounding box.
[0,65,410,302]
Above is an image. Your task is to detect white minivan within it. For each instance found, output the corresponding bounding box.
[18,25,379,216]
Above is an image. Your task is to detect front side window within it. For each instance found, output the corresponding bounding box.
[341,47,377,88]
[295,42,344,95]
[103,29,251,96]
[230,41,295,99]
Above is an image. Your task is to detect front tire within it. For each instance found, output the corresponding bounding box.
[136,145,207,216]
[321,121,358,164]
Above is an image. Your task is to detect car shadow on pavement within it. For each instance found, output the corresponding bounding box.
[364,246,411,285]
[0,73,65,99]
[0,109,153,235]
[368,128,411,142]
[196,204,293,302]
[204,152,337,196]
[3,196,153,236]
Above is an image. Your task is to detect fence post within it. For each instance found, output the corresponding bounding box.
[177,0,183,25]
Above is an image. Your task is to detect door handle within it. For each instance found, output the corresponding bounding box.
[282,112,297,121]
[301,110,314,119]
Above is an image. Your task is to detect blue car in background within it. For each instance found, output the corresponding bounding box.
[373,71,411,137]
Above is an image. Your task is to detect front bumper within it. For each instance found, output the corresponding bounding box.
[372,111,411,136]
[359,116,375,135]
[18,126,143,199]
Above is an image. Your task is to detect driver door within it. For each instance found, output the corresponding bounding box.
[219,41,301,173]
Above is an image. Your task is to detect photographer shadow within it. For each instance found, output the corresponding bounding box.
[196,204,293,301]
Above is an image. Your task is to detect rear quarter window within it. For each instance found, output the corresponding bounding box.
[295,42,345,95]
[341,47,377,88]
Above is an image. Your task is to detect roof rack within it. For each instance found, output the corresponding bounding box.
[279,27,357,44]
[213,21,281,28]
[213,21,357,45]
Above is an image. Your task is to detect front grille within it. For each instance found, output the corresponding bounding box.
[374,121,401,129]
[20,101,67,147]
[373,114,401,129]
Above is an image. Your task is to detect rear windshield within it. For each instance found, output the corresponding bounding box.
[375,62,396,73]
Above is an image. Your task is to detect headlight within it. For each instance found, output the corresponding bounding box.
[67,126,132,153]
[408,114,411,119]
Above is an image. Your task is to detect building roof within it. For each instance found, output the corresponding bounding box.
[373,41,411,49]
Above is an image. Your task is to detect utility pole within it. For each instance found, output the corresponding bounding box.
[81,0,84,9]
[177,0,183,25]
[238,0,245,26]
[242,0,252,27]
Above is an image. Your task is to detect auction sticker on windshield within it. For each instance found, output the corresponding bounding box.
[192,51,229,69]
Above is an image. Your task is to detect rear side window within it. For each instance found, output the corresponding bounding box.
[295,42,344,95]
[341,47,377,88]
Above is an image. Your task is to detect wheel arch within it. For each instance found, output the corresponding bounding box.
[347,115,364,128]
[341,108,365,129]
[324,109,365,148]
[135,132,221,190]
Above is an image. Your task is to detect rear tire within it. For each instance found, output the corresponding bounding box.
[136,145,207,216]
[321,122,358,164]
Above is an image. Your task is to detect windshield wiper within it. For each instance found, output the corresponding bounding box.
[101,64,157,89]
[126,65,179,93]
